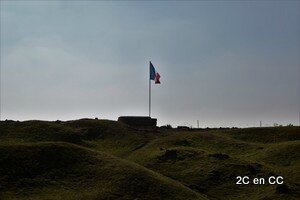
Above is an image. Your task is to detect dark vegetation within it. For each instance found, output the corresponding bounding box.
[0,119,299,199]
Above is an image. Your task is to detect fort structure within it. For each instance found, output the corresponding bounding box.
[118,116,157,127]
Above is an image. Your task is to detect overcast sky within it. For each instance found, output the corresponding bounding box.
[1,1,299,127]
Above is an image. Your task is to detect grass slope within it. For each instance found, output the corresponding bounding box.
[0,142,206,200]
[125,130,300,199]
[0,119,299,199]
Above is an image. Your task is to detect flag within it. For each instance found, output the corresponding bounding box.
[155,72,160,84]
[150,61,156,80]
[150,61,161,84]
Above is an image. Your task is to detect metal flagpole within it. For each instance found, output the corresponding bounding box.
[149,61,151,117]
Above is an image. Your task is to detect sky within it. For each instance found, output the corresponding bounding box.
[1,0,299,127]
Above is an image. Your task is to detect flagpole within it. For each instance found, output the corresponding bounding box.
[149,61,151,117]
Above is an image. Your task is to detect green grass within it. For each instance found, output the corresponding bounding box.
[0,142,206,200]
[0,119,299,199]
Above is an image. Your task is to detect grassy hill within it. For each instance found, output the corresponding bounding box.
[0,142,204,200]
[0,119,299,199]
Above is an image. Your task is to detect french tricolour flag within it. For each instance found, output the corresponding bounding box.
[150,61,161,84]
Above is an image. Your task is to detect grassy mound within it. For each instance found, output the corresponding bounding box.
[221,127,300,143]
[124,130,300,199]
[0,142,206,200]
[0,119,299,199]
[0,120,83,144]
[0,119,160,156]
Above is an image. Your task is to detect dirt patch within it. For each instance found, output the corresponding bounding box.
[158,149,178,161]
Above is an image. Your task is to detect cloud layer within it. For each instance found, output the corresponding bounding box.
[1,1,299,127]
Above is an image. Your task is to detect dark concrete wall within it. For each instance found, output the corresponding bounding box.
[118,116,157,127]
